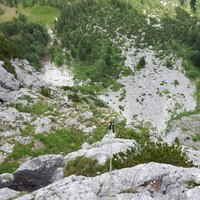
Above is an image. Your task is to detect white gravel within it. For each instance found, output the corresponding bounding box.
[99,39,196,133]
[40,62,74,87]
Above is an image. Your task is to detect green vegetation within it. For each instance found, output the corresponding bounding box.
[40,87,51,98]
[0,15,49,69]
[111,142,193,169]
[187,179,199,188]
[10,103,55,115]
[64,156,107,177]
[0,161,19,174]
[63,141,193,177]
[0,7,5,15]
[136,57,146,71]
[0,3,59,25]
[116,120,150,142]
[192,133,200,142]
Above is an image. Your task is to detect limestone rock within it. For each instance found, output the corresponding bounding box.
[0,188,19,200]
[0,62,19,90]
[11,154,64,191]
[65,134,135,164]
[50,167,64,182]
[33,117,52,134]
[0,143,14,154]
[81,111,93,120]
[16,162,200,200]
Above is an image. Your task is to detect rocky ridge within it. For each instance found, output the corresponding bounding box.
[4,162,200,200]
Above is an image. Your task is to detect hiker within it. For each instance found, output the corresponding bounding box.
[109,119,115,133]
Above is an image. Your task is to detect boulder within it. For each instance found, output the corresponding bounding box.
[0,173,14,190]
[16,162,200,200]
[65,133,135,164]
[33,117,52,134]
[0,62,19,90]
[11,154,64,191]
[0,188,19,200]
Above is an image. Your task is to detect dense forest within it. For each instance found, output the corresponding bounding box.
[0,15,49,69]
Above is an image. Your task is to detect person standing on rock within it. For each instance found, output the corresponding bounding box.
[109,119,115,133]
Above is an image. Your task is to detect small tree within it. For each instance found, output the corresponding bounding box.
[136,56,146,71]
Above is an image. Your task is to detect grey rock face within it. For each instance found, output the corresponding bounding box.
[10,154,64,191]
[165,114,200,149]
[0,62,19,91]
[16,162,200,200]
[65,133,135,164]
[33,117,52,134]
[0,188,19,200]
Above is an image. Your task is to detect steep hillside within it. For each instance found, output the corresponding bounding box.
[1,0,200,199]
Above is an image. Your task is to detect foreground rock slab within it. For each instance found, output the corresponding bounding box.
[2,154,65,192]
[16,162,200,200]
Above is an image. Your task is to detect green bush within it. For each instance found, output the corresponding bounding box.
[136,57,146,71]
[111,142,193,170]
[68,93,82,103]
[2,59,16,76]
[64,156,108,177]
[40,87,51,98]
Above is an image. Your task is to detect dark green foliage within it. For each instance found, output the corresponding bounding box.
[192,133,200,142]
[0,33,21,75]
[68,93,82,103]
[40,87,51,98]
[54,1,125,86]
[0,15,49,69]
[64,156,108,177]
[111,142,193,170]
[136,56,146,71]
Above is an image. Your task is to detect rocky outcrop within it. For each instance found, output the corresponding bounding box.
[4,154,65,192]
[65,133,135,165]
[0,59,46,103]
[0,188,19,200]
[15,162,200,200]
[33,116,52,134]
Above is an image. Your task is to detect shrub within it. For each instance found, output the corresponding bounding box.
[2,59,16,76]
[192,134,200,142]
[40,87,51,98]
[68,93,82,103]
[136,56,146,71]
[111,142,193,170]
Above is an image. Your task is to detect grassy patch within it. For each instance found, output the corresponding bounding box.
[10,103,56,116]
[111,142,193,170]
[0,161,19,174]
[33,129,86,156]
[116,120,150,142]
[192,134,200,142]
[0,4,59,25]
[64,156,108,177]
